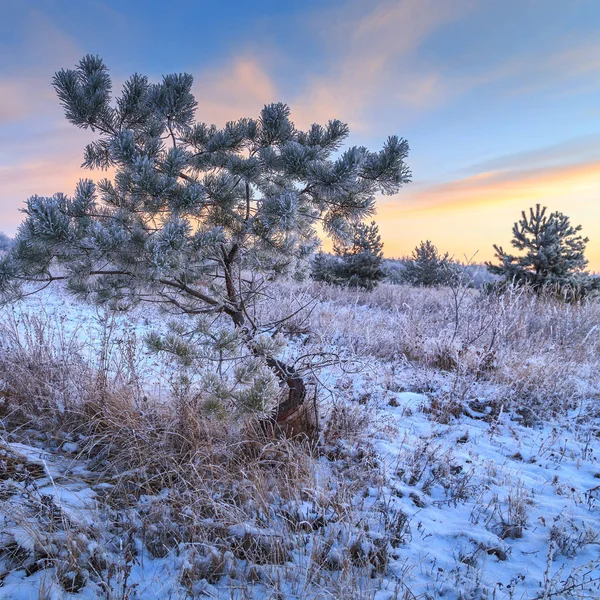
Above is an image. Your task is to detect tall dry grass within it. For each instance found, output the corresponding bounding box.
[0,279,599,597]
[258,281,600,419]
[0,301,406,598]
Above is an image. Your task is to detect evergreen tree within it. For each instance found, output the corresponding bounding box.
[333,220,385,290]
[310,251,340,286]
[0,55,411,430]
[487,204,596,296]
[403,240,458,287]
[311,221,385,291]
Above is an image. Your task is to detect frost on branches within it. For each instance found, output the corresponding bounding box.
[0,55,411,432]
[488,204,599,299]
[403,240,460,288]
[311,221,385,291]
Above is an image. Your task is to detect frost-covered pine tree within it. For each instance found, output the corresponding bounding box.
[403,240,457,287]
[0,55,411,431]
[332,220,385,290]
[310,251,340,286]
[487,204,596,296]
[311,221,385,290]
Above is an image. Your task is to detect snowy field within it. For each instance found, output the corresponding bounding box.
[1,282,599,599]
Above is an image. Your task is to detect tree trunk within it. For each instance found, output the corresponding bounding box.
[265,356,316,437]
[219,243,316,437]
[228,309,316,437]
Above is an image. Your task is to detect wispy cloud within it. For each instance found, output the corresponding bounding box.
[374,155,600,267]
[180,0,600,132]
[0,80,33,123]
[0,159,84,226]
[461,134,600,175]
[387,159,600,214]
[192,58,278,125]
[0,6,88,229]
[291,0,474,127]
[179,0,465,130]
[4,7,80,76]
[0,6,81,123]
[547,38,600,78]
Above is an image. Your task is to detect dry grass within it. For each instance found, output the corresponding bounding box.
[259,280,600,420]
[0,303,403,598]
[0,279,599,597]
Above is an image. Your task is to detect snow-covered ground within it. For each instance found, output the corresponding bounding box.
[1,283,599,599]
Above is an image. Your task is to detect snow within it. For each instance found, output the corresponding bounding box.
[1,284,599,599]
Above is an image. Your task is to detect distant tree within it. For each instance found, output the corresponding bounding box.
[311,221,385,291]
[487,204,597,296]
[403,240,458,287]
[0,233,12,252]
[335,220,385,290]
[0,55,411,432]
[310,251,340,286]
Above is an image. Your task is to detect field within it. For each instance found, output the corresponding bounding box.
[1,280,599,599]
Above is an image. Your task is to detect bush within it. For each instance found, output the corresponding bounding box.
[488,204,598,298]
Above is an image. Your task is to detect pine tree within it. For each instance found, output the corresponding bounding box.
[403,240,458,287]
[311,221,385,291]
[487,204,596,296]
[0,55,411,431]
[310,251,340,286]
[333,221,385,290]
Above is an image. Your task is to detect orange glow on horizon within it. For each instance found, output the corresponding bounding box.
[319,158,600,272]
[371,160,600,271]
[3,133,599,272]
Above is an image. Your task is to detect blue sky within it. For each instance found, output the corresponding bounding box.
[2,0,600,267]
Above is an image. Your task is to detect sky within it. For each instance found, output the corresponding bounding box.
[1,0,600,269]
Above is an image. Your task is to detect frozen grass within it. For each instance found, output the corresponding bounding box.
[262,281,600,418]
[0,281,599,599]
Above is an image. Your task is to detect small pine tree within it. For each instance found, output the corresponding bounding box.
[310,251,340,286]
[487,204,596,296]
[333,221,385,290]
[403,240,458,287]
[311,221,385,291]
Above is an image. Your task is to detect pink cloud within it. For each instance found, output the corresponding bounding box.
[391,159,600,213]
[0,8,81,125]
[0,81,31,123]
[291,0,475,128]
[192,58,278,125]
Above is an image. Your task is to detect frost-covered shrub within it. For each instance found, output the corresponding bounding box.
[488,204,599,299]
[382,258,406,284]
[311,252,342,286]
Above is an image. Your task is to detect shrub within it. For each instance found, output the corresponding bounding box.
[488,204,599,298]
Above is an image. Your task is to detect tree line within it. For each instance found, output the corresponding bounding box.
[311,206,599,297]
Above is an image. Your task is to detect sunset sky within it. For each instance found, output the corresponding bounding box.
[2,0,600,269]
